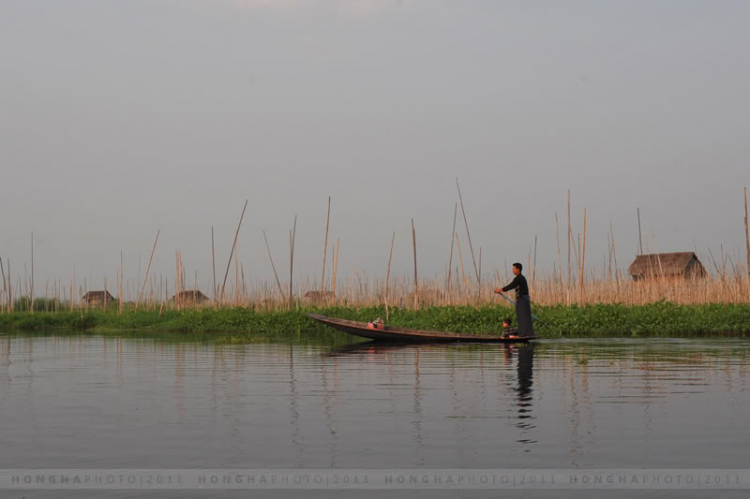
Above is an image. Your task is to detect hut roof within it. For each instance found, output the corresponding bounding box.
[82,290,115,301]
[171,289,209,302]
[627,252,706,278]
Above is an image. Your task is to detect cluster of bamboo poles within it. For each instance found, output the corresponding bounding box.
[1,188,749,314]
[3,266,749,314]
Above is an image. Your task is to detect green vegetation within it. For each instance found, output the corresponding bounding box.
[9,297,63,312]
[1,301,750,341]
[373,302,750,338]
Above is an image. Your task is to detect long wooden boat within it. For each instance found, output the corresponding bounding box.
[308,314,536,343]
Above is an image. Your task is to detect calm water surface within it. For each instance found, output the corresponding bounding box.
[0,334,748,498]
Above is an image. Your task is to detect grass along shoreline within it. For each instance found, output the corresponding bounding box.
[1,303,750,339]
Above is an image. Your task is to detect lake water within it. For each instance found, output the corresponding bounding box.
[0,334,748,498]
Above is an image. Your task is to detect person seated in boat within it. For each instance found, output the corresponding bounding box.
[367,318,385,330]
[502,318,518,338]
[494,263,534,337]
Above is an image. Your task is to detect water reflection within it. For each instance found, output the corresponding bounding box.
[0,334,747,474]
[513,344,536,446]
[324,341,415,356]
[326,341,540,456]
[0,335,10,396]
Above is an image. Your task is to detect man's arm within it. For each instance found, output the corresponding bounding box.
[495,276,520,294]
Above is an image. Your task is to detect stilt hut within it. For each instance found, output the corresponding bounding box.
[628,252,707,280]
[303,290,335,305]
[82,291,115,306]
[171,289,209,305]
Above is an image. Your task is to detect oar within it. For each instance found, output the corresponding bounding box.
[496,292,545,324]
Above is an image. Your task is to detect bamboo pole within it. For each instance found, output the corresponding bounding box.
[331,246,336,300]
[7,263,11,313]
[211,227,217,302]
[533,235,538,289]
[744,187,749,277]
[607,229,613,281]
[567,189,571,289]
[7,260,10,313]
[611,221,619,288]
[321,196,331,290]
[580,208,587,297]
[555,213,563,299]
[289,215,297,309]
[119,251,124,315]
[145,274,151,310]
[30,233,34,314]
[178,251,182,309]
[135,230,160,312]
[175,250,181,310]
[385,232,395,323]
[572,229,581,277]
[456,179,480,286]
[181,253,186,305]
[181,251,186,308]
[333,239,339,297]
[240,263,247,302]
[456,233,466,290]
[220,200,248,303]
[478,247,482,304]
[412,218,419,310]
[0,258,6,313]
[263,230,284,298]
[447,203,457,293]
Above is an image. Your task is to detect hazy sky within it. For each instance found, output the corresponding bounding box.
[1,0,749,296]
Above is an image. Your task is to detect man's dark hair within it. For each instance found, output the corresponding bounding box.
[513,262,523,272]
[503,318,513,325]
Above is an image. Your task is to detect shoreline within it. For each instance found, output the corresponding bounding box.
[1,303,750,340]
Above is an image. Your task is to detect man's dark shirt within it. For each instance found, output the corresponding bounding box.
[502,274,529,297]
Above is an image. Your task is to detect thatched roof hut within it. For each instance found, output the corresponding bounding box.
[171,290,209,304]
[82,290,115,304]
[303,290,335,304]
[628,252,707,280]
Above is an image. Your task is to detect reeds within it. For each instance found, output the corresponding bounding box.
[2,267,750,317]
[2,189,750,316]
[0,260,748,315]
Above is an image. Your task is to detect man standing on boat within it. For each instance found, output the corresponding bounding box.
[494,263,534,337]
